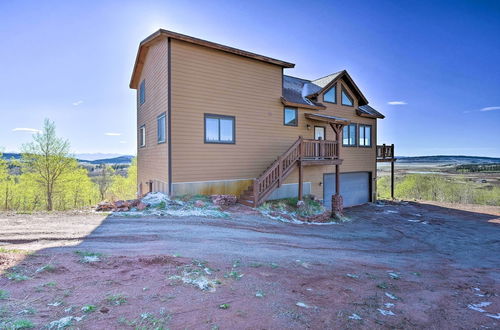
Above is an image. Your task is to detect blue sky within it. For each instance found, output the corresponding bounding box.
[0,0,499,157]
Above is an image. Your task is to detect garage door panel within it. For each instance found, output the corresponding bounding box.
[324,172,370,208]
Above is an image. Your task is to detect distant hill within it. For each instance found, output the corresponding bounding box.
[1,153,134,165]
[397,155,500,164]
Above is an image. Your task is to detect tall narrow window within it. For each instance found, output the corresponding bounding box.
[342,123,357,146]
[284,107,298,126]
[139,80,146,105]
[341,88,353,106]
[204,114,235,144]
[157,113,166,143]
[139,125,146,147]
[359,124,372,147]
[323,85,336,103]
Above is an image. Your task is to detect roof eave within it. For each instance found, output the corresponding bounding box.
[356,109,385,119]
[280,97,326,110]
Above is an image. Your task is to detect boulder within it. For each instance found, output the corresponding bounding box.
[96,201,114,212]
[136,202,149,211]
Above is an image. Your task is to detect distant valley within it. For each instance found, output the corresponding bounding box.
[1,153,135,165]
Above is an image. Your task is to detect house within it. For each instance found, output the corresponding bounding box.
[130,29,395,212]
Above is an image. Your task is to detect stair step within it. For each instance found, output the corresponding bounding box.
[239,199,255,207]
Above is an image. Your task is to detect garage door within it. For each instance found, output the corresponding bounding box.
[323,172,371,209]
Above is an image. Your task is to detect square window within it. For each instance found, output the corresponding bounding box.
[359,125,372,146]
[204,114,235,144]
[342,124,357,146]
[157,113,166,143]
[284,107,298,126]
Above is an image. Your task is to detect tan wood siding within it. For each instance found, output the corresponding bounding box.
[136,38,169,193]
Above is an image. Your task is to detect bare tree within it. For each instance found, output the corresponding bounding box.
[93,164,114,200]
[21,119,73,211]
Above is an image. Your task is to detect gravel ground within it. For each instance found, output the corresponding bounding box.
[0,201,499,329]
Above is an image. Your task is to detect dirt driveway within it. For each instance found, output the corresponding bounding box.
[1,201,499,329]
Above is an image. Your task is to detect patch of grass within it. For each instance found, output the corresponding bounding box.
[218,303,230,310]
[224,270,244,280]
[36,264,56,273]
[74,250,102,257]
[106,293,127,306]
[260,195,326,218]
[0,248,32,255]
[5,272,30,281]
[81,304,96,313]
[249,262,263,268]
[43,281,57,287]
[270,263,279,269]
[18,308,36,315]
[118,310,171,328]
[11,319,35,329]
[0,290,9,300]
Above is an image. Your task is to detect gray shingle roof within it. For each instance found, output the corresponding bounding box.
[283,75,324,108]
[358,105,385,119]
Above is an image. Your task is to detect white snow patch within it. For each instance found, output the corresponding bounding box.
[388,272,401,279]
[169,270,218,292]
[296,302,311,308]
[349,313,362,320]
[141,192,170,206]
[48,301,62,307]
[385,303,395,308]
[346,273,359,279]
[385,292,398,300]
[82,255,100,263]
[378,309,395,316]
[468,302,492,313]
[385,210,399,214]
[47,315,83,329]
[486,313,500,319]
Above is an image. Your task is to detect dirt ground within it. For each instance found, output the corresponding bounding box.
[1,201,499,329]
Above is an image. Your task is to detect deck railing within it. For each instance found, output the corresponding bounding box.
[377,144,395,160]
[253,137,339,205]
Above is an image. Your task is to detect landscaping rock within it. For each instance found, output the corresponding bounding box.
[136,202,148,211]
[96,201,114,212]
[194,200,206,208]
[211,194,237,208]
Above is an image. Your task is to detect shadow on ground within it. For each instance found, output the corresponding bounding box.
[1,201,499,329]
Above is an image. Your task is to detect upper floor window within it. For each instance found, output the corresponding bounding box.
[139,125,146,147]
[139,80,146,105]
[341,88,353,106]
[323,85,336,103]
[342,123,357,146]
[284,107,298,126]
[359,124,372,147]
[205,114,235,144]
[157,113,166,143]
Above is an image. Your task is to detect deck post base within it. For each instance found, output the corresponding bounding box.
[331,193,343,217]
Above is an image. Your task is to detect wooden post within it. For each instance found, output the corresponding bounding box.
[298,161,303,201]
[390,144,395,199]
[391,160,395,200]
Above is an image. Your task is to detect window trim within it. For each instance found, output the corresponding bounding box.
[323,84,337,104]
[341,86,354,107]
[157,112,166,144]
[139,80,146,106]
[139,124,146,148]
[358,124,372,147]
[342,123,358,147]
[204,113,236,144]
[283,107,298,127]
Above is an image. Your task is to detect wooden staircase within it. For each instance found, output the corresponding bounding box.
[239,137,339,207]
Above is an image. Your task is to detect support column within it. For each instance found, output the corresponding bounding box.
[391,160,395,200]
[330,123,343,216]
[298,161,303,201]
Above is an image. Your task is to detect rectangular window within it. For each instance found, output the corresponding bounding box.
[342,123,357,146]
[323,85,336,103]
[139,125,146,147]
[359,124,372,147]
[284,107,298,126]
[341,88,353,106]
[204,114,235,144]
[139,80,146,105]
[157,113,166,143]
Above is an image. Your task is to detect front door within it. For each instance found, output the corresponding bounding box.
[314,126,326,140]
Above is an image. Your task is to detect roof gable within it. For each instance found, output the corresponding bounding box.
[309,70,368,106]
